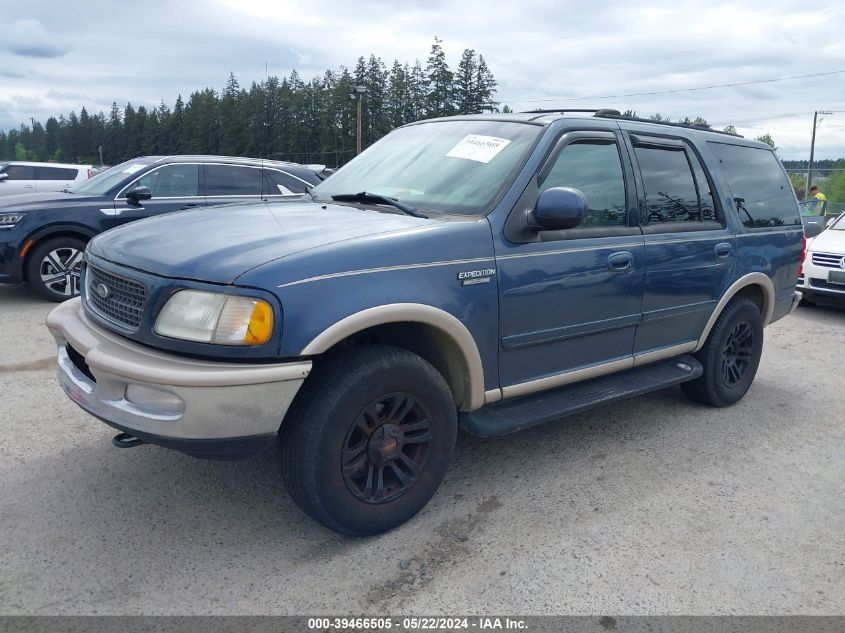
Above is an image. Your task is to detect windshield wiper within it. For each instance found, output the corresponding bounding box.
[331,192,428,219]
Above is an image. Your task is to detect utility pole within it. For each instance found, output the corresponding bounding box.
[350,85,368,155]
[806,110,833,195]
[98,145,103,166]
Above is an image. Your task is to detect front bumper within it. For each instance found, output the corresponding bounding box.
[798,274,845,299]
[46,298,311,460]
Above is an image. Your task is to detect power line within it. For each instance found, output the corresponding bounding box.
[501,69,845,104]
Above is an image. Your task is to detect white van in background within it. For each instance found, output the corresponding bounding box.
[0,161,93,196]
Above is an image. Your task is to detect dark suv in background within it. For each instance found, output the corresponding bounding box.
[0,156,330,300]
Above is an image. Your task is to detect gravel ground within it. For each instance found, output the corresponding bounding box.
[0,283,843,615]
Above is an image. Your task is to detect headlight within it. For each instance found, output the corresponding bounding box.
[0,212,25,227]
[154,290,274,345]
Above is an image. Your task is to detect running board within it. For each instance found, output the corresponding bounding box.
[460,355,703,438]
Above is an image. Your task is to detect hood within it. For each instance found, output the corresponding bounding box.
[88,200,432,283]
[0,191,106,210]
[808,226,845,253]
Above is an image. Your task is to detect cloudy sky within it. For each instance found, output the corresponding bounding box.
[2,0,844,159]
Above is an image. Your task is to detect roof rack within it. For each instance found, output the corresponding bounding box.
[520,108,743,137]
[594,112,743,137]
[521,108,621,116]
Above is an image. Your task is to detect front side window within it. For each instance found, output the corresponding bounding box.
[203,165,264,196]
[37,166,78,180]
[708,142,800,228]
[540,139,626,226]
[312,120,542,215]
[634,145,700,224]
[136,164,199,197]
[3,165,35,180]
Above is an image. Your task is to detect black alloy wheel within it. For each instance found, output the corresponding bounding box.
[681,296,764,407]
[280,345,457,536]
[342,392,434,504]
[720,321,755,387]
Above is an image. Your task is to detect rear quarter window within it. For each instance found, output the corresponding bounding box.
[707,142,799,228]
[37,166,79,180]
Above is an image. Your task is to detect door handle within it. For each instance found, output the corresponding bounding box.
[607,251,634,271]
[714,242,733,259]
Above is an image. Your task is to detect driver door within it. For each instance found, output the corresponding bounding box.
[496,131,646,394]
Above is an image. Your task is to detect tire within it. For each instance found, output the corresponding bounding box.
[681,296,764,407]
[279,345,457,536]
[25,237,86,302]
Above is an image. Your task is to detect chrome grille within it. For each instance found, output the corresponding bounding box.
[811,252,845,269]
[85,265,147,330]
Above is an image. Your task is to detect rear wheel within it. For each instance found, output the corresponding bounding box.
[25,237,86,302]
[682,296,763,407]
[280,345,457,536]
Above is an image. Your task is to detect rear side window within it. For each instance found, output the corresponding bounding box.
[634,145,700,224]
[540,140,626,226]
[3,165,35,180]
[37,166,79,180]
[204,165,263,196]
[708,143,800,228]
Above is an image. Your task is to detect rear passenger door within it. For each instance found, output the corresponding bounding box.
[626,134,735,356]
[35,166,80,193]
[202,164,265,207]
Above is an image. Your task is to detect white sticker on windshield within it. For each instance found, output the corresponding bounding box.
[121,164,145,174]
[445,135,511,163]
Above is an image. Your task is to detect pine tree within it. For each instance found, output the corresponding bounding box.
[425,37,455,117]
[387,60,409,127]
[475,55,497,112]
[455,49,479,114]
[170,95,185,155]
[220,72,243,155]
[408,60,427,121]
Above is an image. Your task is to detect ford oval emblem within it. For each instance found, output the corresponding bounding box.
[95,283,110,299]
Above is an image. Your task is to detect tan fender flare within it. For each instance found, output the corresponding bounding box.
[300,303,486,411]
[694,273,775,352]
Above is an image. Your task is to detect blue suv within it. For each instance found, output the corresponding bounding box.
[46,110,804,535]
[0,156,328,301]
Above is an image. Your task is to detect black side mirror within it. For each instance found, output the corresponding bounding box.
[530,187,588,231]
[126,186,152,204]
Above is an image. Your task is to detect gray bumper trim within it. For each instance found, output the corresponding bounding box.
[47,298,310,441]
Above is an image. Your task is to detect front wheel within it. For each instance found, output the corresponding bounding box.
[280,345,457,536]
[681,296,764,407]
[25,237,86,302]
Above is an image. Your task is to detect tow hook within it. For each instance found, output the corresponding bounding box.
[112,432,145,448]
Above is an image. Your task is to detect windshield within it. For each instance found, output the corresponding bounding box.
[829,214,845,230]
[312,120,542,215]
[70,159,153,195]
